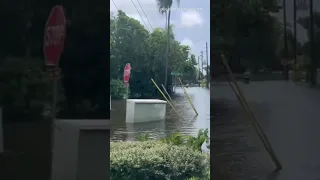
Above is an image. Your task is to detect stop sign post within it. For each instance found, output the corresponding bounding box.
[43,5,66,158]
[123,63,131,99]
[44,5,66,68]
[43,4,66,115]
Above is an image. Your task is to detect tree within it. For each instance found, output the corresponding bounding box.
[212,0,281,71]
[1,1,110,121]
[110,11,197,98]
[156,0,180,89]
[298,12,320,62]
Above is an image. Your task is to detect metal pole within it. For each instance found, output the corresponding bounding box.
[283,0,289,80]
[178,78,198,115]
[201,51,204,80]
[206,42,209,88]
[51,77,58,153]
[52,80,58,119]
[221,54,282,170]
[293,0,297,65]
[164,10,170,89]
[151,79,179,116]
[161,84,173,102]
[198,56,200,81]
[126,85,129,99]
[309,0,315,86]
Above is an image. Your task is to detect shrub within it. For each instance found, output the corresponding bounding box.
[110,79,129,99]
[110,141,208,180]
[0,57,52,122]
[159,129,209,152]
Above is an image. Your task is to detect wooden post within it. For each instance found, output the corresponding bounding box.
[221,54,282,171]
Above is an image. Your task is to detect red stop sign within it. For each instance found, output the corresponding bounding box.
[43,5,66,66]
[123,63,131,83]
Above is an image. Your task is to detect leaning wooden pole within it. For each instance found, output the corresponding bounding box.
[221,54,282,171]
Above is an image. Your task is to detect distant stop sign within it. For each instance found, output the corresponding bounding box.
[43,5,66,66]
[123,63,131,84]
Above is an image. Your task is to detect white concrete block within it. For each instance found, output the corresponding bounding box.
[125,99,167,123]
[51,119,110,180]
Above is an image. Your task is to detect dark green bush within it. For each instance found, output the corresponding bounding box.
[110,141,208,180]
[110,79,129,99]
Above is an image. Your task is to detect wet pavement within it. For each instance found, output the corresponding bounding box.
[212,81,320,180]
[110,87,210,141]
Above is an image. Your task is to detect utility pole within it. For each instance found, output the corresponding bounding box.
[198,56,200,81]
[200,51,203,80]
[309,0,316,86]
[283,0,289,80]
[293,0,297,65]
[206,42,209,88]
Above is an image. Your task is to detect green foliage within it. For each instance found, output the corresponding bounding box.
[110,141,208,180]
[186,129,209,152]
[161,132,186,146]
[0,57,52,122]
[298,12,320,72]
[2,1,110,120]
[136,132,150,141]
[137,129,210,152]
[291,63,309,82]
[110,79,128,99]
[212,0,282,69]
[110,11,198,98]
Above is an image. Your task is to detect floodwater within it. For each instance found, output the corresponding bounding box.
[212,81,320,180]
[110,87,210,141]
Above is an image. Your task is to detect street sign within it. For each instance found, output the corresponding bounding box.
[123,63,131,83]
[171,72,182,76]
[43,5,66,67]
[43,6,66,156]
[123,63,131,99]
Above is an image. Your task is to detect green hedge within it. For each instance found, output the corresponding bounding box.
[110,141,209,180]
[110,79,129,99]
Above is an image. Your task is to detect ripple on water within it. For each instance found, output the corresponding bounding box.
[211,99,275,180]
[111,87,210,141]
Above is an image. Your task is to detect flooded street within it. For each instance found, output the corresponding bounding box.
[110,87,210,141]
[212,81,320,180]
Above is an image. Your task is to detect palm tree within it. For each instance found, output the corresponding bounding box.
[156,0,180,89]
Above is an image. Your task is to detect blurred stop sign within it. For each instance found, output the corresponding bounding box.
[123,63,131,84]
[43,5,66,66]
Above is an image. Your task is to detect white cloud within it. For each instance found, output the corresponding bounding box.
[180,11,203,27]
[110,0,166,30]
[181,38,193,47]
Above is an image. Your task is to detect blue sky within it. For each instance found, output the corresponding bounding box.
[110,0,210,69]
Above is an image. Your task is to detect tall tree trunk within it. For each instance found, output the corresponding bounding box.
[283,0,289,80]
[165,11,167,30]
[164,9,171,88]
[309,0,316,86]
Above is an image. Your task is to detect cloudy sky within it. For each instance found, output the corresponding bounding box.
[110,0,210,67]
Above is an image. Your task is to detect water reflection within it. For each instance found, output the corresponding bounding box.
[110,87,210,141]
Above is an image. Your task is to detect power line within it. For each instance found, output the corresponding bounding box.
[135,0,154,31]
[111,0,119,11]
[129,0,151,32]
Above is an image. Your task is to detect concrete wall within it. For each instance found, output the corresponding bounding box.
[0,120,51,180]
[126,100,166,123]
[51,120,110,180]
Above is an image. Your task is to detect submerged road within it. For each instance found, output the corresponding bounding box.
[212,81,320,180]
[111,87,210,141]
